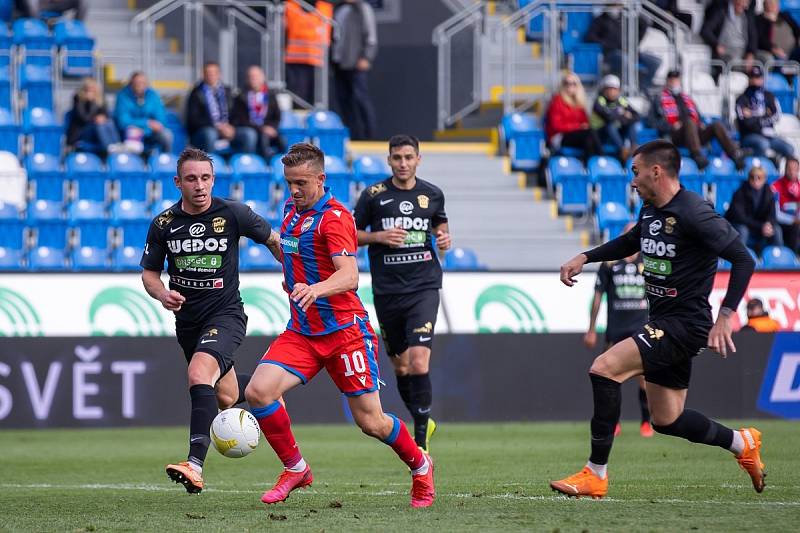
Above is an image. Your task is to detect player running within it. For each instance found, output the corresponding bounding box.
[140,148,281,494]
[244,143,435,508]
[354,134,451,451]
[585,222,652,438]
[552,140,764,499]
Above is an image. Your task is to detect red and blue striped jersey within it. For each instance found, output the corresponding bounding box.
[279,188,368,335]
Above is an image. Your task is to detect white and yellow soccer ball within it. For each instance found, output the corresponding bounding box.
[210,408,260,458]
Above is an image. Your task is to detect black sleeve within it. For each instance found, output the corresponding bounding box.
[700,7,722,48]
[353,188,372,230]
[718,238,755,311]
[229,92,250,128]
[584,222,641,263]
[690,197,740,254]
[595,262,611,294]
[432,189,448,227]
[139,221,167,271]
[232,202,272,243]
[266,92,281,130]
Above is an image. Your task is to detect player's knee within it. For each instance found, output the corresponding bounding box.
[650,409,681,428]
[216,391,237,409]
[392,359,410,376]
[356,413,388,439]
[589,356,613,378]
[187,367,214,387]
[244,381,277,406]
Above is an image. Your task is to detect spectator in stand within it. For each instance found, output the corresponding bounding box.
[701,0,757,67]
[740,298,781,332]
[584,8,661,89]
[773,157,800,252]
[651,70,745,170]
[756,0,800,63]
[332,0,379,140]
[545,72,601,160]
[591,74,640,162]
[231,65,285,161]
[67,78,123,156]
[114,71,173,155]
[725,166,783,252]
[186,62,255,154]
[17,0,86,20]
[284,0,333,107]
[735,67,794,161]
[652,0,692,30]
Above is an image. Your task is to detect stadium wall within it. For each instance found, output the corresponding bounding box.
[0,332,797,428]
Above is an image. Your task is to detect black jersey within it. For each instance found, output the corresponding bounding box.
[595,258,648,342]
[140,197,272,323]
[354,177,448,296]
[632,188,739,327]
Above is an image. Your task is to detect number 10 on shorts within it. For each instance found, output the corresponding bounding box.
[340,351,366,376]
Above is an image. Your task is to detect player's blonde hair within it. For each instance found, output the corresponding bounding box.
[282,142,324,172]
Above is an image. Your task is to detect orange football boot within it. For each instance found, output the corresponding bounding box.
[550,466,608,499]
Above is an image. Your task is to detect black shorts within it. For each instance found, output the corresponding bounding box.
[176,312,248,377]
[631,317,708,390]
[373,289,440,357]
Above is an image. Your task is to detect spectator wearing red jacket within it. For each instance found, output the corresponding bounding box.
[773,157,800,252]
[545,72,601,160]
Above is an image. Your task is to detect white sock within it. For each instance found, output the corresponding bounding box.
[287,458,307,473]
[188,460,203,474]
[411,456,430,476]
[586,461,607,480]
[729,429,745,456]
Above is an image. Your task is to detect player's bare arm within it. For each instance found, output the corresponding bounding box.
[707,238,756,357]
[433,222,451,251]
[357,228,408,248]
[290,255,359,312]
[560,253,588,286]
[562,227,640,287]
[264,229,282,262]
[141,269,186,311]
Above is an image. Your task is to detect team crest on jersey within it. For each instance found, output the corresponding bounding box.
[212,216,226,233]
[417,195,429,209]
[665,216,676,234]
[301,217,315,233]
[368,183,387,196]
[155,210,174,228]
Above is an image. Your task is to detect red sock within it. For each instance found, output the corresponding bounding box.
[382,414,425,470]
[252,401,302,469]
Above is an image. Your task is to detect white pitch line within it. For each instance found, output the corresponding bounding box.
[0,483,797,507]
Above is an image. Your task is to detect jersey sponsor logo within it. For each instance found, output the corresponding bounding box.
[413,322,433,333]
[368,183,387,196]
[384,251,433,265]
[170,276,224,290]
[300,217,315,233]
[645,284,678,298]
[640,238,676,258]
[189,223,206,237]
[644,324,664,340]
[381,217,430,231]
[167,238,229,254]
[665,216,676,234]
[169,225,185,234]
[174,254,222,272]
[648,219,663,236]
[417,195,429,208]
[212,216,226,233]
[155,210,174,228]
[758,333,800,419]
[637,333,653,348]
[281,236,299,254]
[419,336,431,342]
[399,201,414,215]
[379,198,394,206]
[403,230,426,247]
[642,254,673,275]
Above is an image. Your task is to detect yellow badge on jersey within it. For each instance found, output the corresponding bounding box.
[155,210,174,229]
[212,216,226,233]
[665,217,676,234]
[368,183,387,196]
[417,195,429,209]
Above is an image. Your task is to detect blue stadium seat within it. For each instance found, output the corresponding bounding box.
[569,43,602,83]
[112,199,150,223]
[118,219,149,247]
[0,107,19,154]
[66,152,107,202]
[109,152,149,205]
[356,246,369,271]
[0,218,24,249]
[353,156,390,182]
[589,156,628,205]
[69,199,106,224]
[0,1,11,22]
[443,247,484,271]
[324,155,353,204]
[0,66,11,115]
[24,107,61,155]
[26,153,67,218]
[561,11,593,55]
[210,153,233,199]
[240,242,281,271]
[71,245,108,271]
[596,201,632,240]
[243,199,271,220]
[279,111,306,147]
[745,156,779,183]
[0,246,23,270]
[112,245,143,272]
[20,64,53,109]
[33,220,67,248]
[232,153,270,201]
[502,112,544,171]
[548,155,584,186]
[0,199,18,219]
[706,157,742,213]
[27,198,63,221]
[165,110,185,154]
[638,125,660,144]
[149,152,179,202]
[766,73,795,115]
[13,18,53,67]
[761,245,800,269]
[28,245,65,270]
[53,20,94,77]
[307,110,348,158]
[679,157,705,197]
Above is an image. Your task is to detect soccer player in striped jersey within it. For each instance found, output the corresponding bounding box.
[244,143,435,508]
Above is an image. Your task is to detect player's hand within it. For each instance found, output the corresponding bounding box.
[436,230,452,251]
[560,253,587,287]
[708,313,736,358]
[159,289,185,311]
[290,283,319,312]
[583,330,597,349]
[381,227,408,248]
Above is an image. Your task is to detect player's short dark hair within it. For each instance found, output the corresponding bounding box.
[388,134,420,154]
[282,142,325,172]
[176,147,214,177]
[633,140,681,178]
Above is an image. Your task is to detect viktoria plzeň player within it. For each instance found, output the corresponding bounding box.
[244,143,436,508]
[553,140,765,498]
[354,134,451,451]
[140,148,281,493]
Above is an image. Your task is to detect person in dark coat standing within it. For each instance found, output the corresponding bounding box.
[725,166,783,252]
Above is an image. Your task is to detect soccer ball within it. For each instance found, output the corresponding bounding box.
[210,408,260,458]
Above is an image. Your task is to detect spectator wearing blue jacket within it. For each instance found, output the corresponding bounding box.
[114,71,173,154]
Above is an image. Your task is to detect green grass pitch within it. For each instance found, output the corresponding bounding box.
[0,420,797,531]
